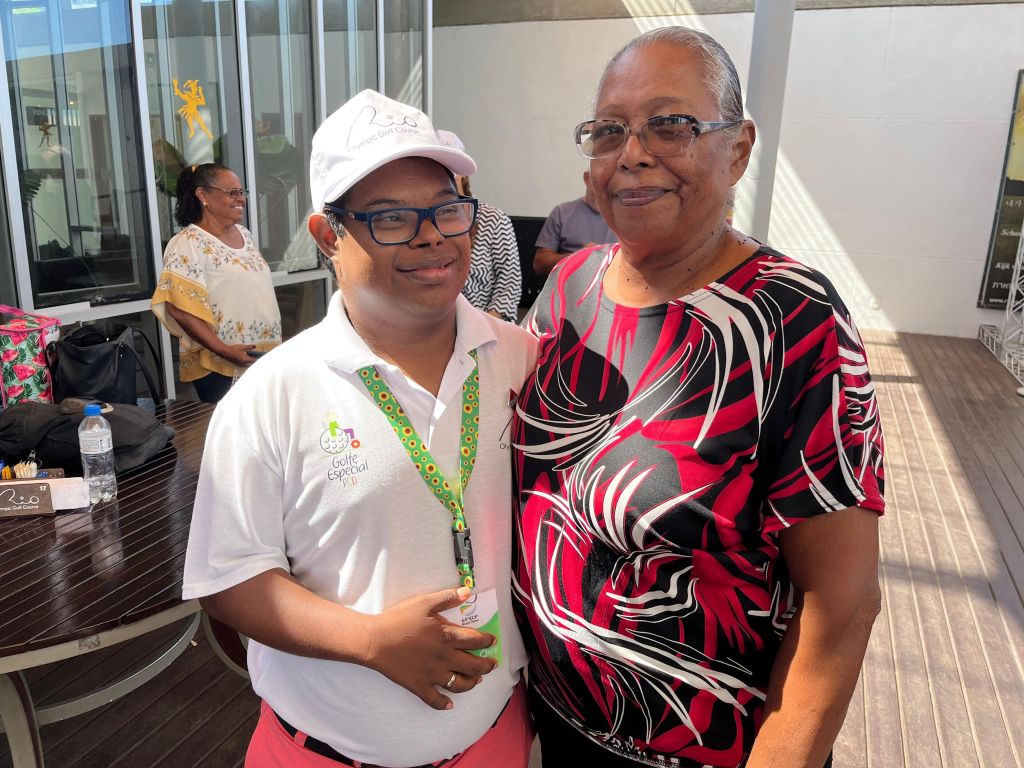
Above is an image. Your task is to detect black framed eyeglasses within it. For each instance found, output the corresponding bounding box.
[574,114,742,159]
[202,185,249,199]
[323,196,479,246]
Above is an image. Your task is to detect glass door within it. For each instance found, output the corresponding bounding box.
[0,149,18,305]
[141,0,246,250]
[323,0,377,112]
[1,0,154,309]
[244,0,316,272]
[383,0,422,109]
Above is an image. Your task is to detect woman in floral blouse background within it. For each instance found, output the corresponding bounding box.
[152,163,281,402]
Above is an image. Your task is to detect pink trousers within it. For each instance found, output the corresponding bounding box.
[245,683,532,768]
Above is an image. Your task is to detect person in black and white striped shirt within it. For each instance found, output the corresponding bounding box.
[437,130,522,322]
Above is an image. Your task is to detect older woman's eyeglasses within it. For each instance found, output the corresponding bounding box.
[575,114,742,159]
[324,197,479,246]
[203,185,249,199]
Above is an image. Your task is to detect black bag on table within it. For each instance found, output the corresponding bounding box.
[49,323,160,405]
[0,399,176,474]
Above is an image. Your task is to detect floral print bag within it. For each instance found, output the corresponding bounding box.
[0,305,61,410]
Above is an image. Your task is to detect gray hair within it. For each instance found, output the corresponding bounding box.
[599,27,744,128]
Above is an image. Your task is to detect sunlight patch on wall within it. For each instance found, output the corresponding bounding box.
[762,153,893,331]
[621,0,699,30]
[397,57,423,112]
[620,0,893,331]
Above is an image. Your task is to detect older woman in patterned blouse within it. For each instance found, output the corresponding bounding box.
[513,27,885,768]
[152,163,282,402]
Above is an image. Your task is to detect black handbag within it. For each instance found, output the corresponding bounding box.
[49,323,161,405]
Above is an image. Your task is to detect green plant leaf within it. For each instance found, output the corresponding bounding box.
[153,138,186,197]
[255,134,301,197]
[20,169,41,202]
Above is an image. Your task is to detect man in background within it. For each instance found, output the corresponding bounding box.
[532,171,616,276]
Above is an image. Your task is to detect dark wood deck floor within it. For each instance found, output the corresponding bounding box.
[4,332,1024,768]
[0,618,256,768]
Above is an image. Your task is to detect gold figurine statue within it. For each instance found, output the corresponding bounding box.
[173,78,213,140]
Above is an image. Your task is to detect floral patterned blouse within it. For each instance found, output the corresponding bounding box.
[152,224,282,382]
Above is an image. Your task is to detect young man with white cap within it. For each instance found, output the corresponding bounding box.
[182,89,537,768]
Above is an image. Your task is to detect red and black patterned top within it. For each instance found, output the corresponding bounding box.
[512,244,885,767]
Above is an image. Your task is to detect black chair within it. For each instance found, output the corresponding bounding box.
[509,215,547,310]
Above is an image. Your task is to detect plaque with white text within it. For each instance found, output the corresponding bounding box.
[979,70,1024,309]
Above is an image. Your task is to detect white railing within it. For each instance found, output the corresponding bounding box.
[979,232,1024,388]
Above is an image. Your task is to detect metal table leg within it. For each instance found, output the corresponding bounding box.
[202,612,249,680]
[0,671,44,767]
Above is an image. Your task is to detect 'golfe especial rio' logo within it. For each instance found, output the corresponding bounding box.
[320,416,369,488]
[320,420,361,454]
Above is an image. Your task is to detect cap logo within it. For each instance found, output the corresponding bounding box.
[312,150,328,181]
[347,105,420,153]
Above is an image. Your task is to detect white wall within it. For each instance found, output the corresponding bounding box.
[433,4,1024,337]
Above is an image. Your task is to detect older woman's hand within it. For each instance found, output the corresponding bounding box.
[166,303,257,368]
[218,343,257,367]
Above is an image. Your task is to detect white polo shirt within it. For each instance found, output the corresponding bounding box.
[183,292,538,767]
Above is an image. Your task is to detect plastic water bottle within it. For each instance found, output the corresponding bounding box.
[79,404,117,503]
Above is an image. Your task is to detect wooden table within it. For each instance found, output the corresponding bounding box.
[0,401,213,767]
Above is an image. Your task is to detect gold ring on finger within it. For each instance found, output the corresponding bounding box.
[444,672,457,690]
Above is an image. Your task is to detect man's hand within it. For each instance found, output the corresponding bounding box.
[201,573,496,711]
[533,247,568,276]
[364,587,497,710]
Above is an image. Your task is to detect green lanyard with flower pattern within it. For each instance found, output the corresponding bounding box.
[357,351,480,588]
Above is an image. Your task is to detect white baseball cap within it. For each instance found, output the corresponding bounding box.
[435,129,466,153]
[309,89,477,212]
